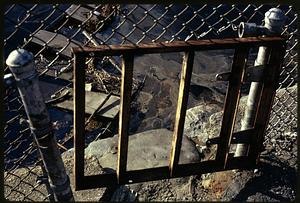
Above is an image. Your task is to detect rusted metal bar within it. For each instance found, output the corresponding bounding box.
[169,50,194,177]
[6,49,74,201]
[117,54,134,184]
[248,42,286,163]
[74,156,253,190]
[74,53,86,190]
[72,36,285,57]
[215,47,249,168]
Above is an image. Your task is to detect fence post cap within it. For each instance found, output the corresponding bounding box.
[265,8,286,33]
[265,8,286,21]
[6,48,33,68]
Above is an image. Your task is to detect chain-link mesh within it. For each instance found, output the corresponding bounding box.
[3,4,297,201]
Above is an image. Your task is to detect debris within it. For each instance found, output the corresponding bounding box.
[57,143,68,151]
[19,118,29,126]
[189,176,196,195]
[85,83,93,91]
[52,120,71,130]
[59,65,72,74]
[202,178,211,189]
[53,90,120,119]
[46,89,71,105]
[29,30,81,58]
[84,92,112,127]
[110,185,137,202]
[4,73,15,86]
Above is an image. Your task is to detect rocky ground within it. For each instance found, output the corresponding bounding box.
[6,85,296,202]
[82,85,297,202]
[67,84,297,202]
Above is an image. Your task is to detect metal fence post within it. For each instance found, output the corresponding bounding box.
[6,49,74,201]
[234,8,286,157]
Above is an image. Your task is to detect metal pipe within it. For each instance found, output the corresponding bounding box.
[234,8,286,157]
[238,22,268,38]
[6,49,74,201]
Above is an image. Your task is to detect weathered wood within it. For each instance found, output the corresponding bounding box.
[72,37,286,191]
[117,54,134,184]
[53,89,120,120]
[76,173,117,191]
[75,156,254,190]
[30,30,82,59]
[175,156,253,177]
[169,51,194,177]
[74,54,85,190]
[215,47,249,169]
[72,36,286,57]
[248,42,286,163]
[66,5,98,24]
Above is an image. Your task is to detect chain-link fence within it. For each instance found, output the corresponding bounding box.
[3,4,297,201]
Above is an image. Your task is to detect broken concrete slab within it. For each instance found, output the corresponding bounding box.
[53,89,120,120]
[29,30,82,59]
[65,5,99,24]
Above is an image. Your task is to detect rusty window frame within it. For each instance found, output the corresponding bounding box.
[72,36,286,190]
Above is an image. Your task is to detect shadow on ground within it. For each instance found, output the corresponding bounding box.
[224,155,297,202]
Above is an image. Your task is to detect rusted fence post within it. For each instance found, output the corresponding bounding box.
[6,49,74,201]
[234,8,286,157]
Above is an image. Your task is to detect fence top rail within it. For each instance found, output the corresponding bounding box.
[72,36,285,57]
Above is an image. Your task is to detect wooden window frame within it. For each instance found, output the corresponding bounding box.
[72,36,286,190]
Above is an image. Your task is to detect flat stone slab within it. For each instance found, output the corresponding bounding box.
[63,128,201,171]
[53,89,120,119]
[65,5,99,24]
[30,30,82,59]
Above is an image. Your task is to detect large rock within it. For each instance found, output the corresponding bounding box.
[183,92,254,146]
[183,85,297,160]
[64,128,201,171]
[184,103,223,145]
